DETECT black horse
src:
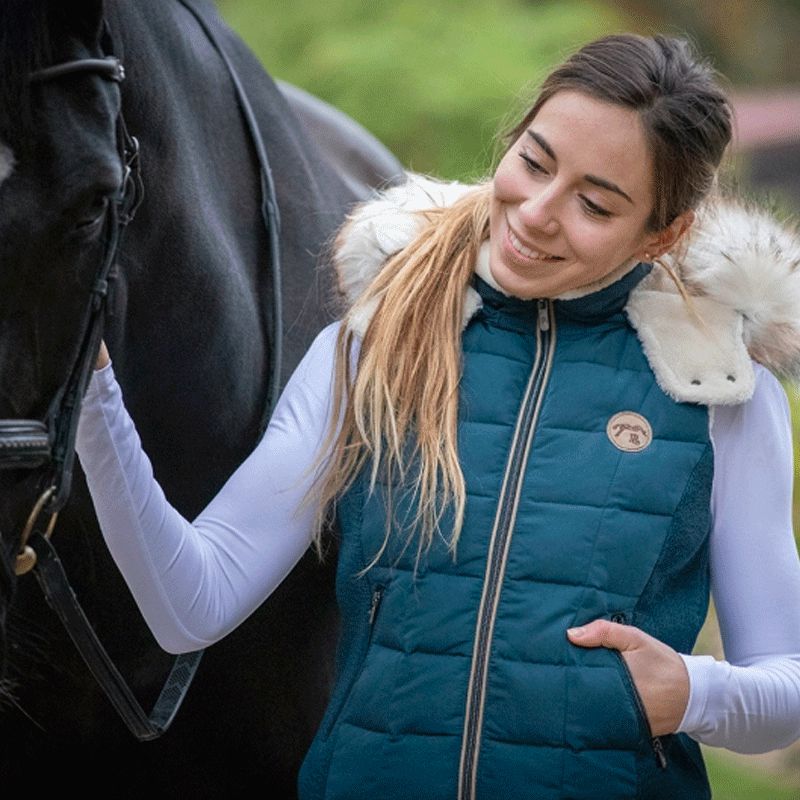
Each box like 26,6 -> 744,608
0,0 -> 402,794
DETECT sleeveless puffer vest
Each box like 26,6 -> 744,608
298,262 -> 715,800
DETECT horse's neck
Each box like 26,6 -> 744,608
111,1 -> 262,251
110,0 -> 357,302
99,0 -> 358,512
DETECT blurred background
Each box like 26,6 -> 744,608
216,1 -> 800,796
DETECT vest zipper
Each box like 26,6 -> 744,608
458,299 -> 557,800
321,583 -> 385,739
368,584 -> 384,626
610,611 -> 668,770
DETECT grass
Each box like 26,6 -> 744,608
217,0 -> 627,179
704,746 -> 800,799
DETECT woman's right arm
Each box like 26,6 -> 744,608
76,322 -> 343,654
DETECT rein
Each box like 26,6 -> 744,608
1,1 -> 284,741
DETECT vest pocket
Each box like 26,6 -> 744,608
609,611 -> 668,770
320,583 -> 386,741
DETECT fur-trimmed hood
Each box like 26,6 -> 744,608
334,172 -> 800,406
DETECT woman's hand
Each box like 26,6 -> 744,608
566,619 -> 690,736
96,339 -> 110,370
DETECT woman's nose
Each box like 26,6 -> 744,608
519,189 -> 560,236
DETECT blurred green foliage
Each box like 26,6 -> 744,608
615,0 -> 800,85
218,0 -> 626,179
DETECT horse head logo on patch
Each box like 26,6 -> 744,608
606,411 -> 653,452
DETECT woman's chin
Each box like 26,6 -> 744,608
490,262 -> 554,301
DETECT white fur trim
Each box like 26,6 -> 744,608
339,173 -> 482,336
667,200 -> 800,381
0,142 -> 15,186
626,271 -> 755,405
335,173 -> 474,308
348,295 -> 381,339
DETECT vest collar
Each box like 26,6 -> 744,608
556,261 -> 652,322
465,241 -> 654,332
471,254 -> 652,328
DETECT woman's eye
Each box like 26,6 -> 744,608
580,196 -> 612,218
517,151 -> 546,175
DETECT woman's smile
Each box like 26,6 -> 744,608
503,213 -> 565,264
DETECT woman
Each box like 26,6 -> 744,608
79,33 -> 800,799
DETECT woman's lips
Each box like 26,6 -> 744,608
504,219 -> 564,264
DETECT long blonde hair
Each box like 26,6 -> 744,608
308,184 -> 492,571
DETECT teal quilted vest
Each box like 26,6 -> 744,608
299,263 -> 714,800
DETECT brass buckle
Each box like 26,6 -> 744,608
14,485 -> 59,576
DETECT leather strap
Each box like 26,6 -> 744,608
176,0 -> 283,437
31,532 -> 202,741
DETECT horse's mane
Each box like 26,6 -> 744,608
0,0 -> 56,129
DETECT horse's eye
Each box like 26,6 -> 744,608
75,193 -> 110,231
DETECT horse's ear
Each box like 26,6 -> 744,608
52,0 -> 105,46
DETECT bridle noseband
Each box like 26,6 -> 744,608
4,50 -> 142,577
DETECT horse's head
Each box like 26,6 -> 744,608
0,0 -> 135,667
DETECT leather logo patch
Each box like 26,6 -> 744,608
606,412 -> 652,452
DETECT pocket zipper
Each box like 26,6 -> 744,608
321,584 -> 385,739
368,584 -> 384,627
610,611 -> 668,770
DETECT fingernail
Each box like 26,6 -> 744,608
567,627 -> 585,637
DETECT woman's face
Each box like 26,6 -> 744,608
489,90 -> 668,299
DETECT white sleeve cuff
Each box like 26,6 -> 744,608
676,651 -> 800,752
676,652 -> 718,735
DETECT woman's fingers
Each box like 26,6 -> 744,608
567,618 -> 690,735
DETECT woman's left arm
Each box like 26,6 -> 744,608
676,363 -> 800,752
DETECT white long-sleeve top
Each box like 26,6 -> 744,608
75,321 -> 800,754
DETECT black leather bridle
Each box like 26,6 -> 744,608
0,28 -> 199,741
7,51 -> 142,574
0,1 -> 284,740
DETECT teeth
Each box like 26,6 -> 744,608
508,228 -> 560,261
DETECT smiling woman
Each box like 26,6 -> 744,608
75,31 -> 800,800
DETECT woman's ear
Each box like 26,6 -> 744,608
641,209 -> 696,260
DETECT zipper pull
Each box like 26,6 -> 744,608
538,299 -> 550,331
368,585 -> 384,626
610,611 -> 668,770
652,736 -> 668,769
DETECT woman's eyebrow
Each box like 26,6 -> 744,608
527,129 -> 557,160
526,129 -> 635,205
